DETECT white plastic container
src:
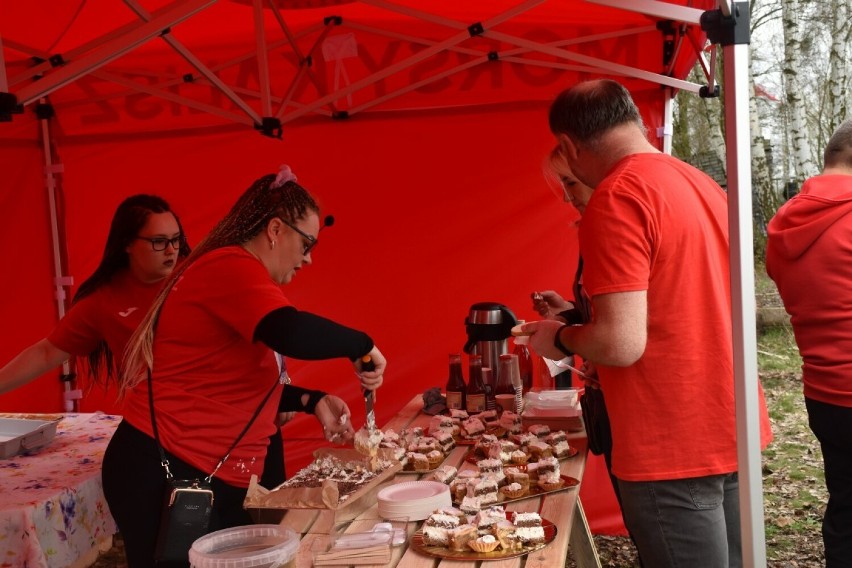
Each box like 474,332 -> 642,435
0,417 -> 59,459
189,525 -> 298,568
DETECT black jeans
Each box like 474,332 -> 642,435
102,420 -> 253,567
805,397 -> 852,568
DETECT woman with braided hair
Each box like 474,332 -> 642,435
101,167 -> 386,567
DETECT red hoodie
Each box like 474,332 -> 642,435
766,174 -> 852,407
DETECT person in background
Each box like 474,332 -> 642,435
766,118 -> 852,568
0,194 -> 190,397
103,166 -> 385,566
522,79 -> 772,567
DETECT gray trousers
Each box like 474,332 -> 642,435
617,472 -> 742,568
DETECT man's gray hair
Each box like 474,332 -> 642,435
548,79 -> 645,145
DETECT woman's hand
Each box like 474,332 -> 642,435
315,395 -> 354,443
532,290 -> 574,320
275,411 -> 297,426
355,346 -> 386,391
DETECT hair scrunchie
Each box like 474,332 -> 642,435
271,164 -> 298,188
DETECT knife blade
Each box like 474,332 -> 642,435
360,355 -> 377,432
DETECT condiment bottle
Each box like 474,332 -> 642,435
466,354 -> 486,413
445,353 -> 466,410
494,354 -> 515,396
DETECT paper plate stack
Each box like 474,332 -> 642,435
377,481 -> 451,521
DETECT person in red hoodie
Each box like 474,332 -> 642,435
766,118 -> 852,568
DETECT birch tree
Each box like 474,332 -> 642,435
781,0 -> 819,181
825,0 -> 850,131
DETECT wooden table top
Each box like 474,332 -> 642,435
268,395 -> 588,567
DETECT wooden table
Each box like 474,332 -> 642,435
267,396 -> 601,567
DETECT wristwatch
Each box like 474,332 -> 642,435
554,324 -> 574,357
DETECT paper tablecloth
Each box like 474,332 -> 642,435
0,413 -> 120,568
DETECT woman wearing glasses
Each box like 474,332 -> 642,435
102,167 -> 386,566
0,194 -> 190,397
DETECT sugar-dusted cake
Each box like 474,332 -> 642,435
422,511 -> 461,546
433,464 -> 458,484
429,414 -> 456,436
551,440 -> 573,458
537,470 -> 563,492
449,409 -> 469,421
536,456 -> 560,477
473,477 -> 499,505
433,429 -> 456,453
512,511 -> 546,544
544,430 -> 567,446
504,467 -> 529,486
461,416 -> 486,438
473,505 -> 506,534
499,410 -> 522,434
528,424 -> 551,438
406,451 -> 430,471
460,494 -> 482,515
527,438 -> 552,459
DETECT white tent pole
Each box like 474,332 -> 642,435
38,103 -> 79,412
660,88 -> 674,154
720,5 -> 767,567
585,0 -> 703,24
15,0 -> 218,106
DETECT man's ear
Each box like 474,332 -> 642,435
558,133 -> 580,161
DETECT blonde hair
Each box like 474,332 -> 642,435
120,174 -> 319,397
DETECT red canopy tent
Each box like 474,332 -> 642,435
0,0 -> 767,561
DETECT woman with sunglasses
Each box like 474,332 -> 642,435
104,167 -> 385,566
0,194 -> 191,397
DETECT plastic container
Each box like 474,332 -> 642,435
0,417 -> 59,459
522,389 -> 583,432
189,524 -> 298,568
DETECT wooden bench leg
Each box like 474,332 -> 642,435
570,497 -> 602,568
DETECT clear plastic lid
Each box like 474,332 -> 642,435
189,524 -> 298,568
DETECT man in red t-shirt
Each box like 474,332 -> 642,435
524,79 -> 772,568
766,118 -> 852,567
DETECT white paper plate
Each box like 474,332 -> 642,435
377,481 -> 448,502
377,481 -> 451,521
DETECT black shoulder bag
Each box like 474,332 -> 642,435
148,365 -> 278,565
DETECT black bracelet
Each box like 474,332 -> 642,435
554,324 -> 574,357
303,389 -> 328,414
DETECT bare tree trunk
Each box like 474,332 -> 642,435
750,66 -> 778,260
826,0 -> 850,131
781,0 -> 819,182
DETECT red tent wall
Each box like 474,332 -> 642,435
1,0 -> 710,536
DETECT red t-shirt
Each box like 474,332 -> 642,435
123,246 -> 290,487
580,153 -> 772,482
48,270 -> 162,359
766,174 -> 852,407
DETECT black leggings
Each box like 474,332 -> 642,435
102,420 -> 253,567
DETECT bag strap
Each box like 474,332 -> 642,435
148,366 -> 278,482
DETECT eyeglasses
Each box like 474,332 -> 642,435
280,219 -> 317,255
136,235 -> 186,251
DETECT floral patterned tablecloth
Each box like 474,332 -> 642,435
0,413 -> 120,568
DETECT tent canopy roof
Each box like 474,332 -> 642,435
2,0 -> 715,138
